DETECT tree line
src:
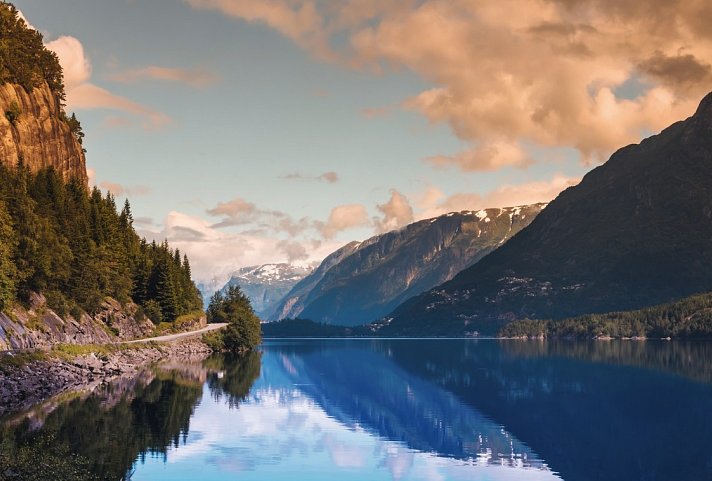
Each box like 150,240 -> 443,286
499,290 -> 712,339
0,164 -> 203,323
0,2 -> 65,98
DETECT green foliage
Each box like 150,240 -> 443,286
0,165 -> 203,326
0,200 -> 17,311
500,290 -> 712,339
0,3 -> 65,97
4,100 -> 20,125
0,433 -> 99,481
206,285 -> 261,352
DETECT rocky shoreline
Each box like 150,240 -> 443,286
0,339 -> 213,416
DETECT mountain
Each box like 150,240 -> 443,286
269,241 -> 363,321
383,92 -> 712,336
0,4 -> 86,183
219,263 -> 313,319
275,205 -> 545,326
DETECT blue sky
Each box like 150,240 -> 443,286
15,0 -> 708,280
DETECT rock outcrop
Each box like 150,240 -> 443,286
0,294 -> 155,351
0,81 -> 87,183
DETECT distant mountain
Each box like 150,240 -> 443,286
274,205 -> 545,326
269,241 -> 363,321
219,264 -> 313,319
383,92 -> 712,336
197,277 -> 224,310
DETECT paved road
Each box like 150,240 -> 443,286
124,323 -> 228,344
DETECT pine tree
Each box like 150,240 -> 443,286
0,200 -> 17,310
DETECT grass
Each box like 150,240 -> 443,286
0,350 -> 47,371
151,310 -> 205,337
49,342 -> 160,362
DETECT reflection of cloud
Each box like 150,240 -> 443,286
136,370 -> 561,481
322,433 -> 368,468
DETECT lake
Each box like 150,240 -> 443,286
2,339 -> 712,481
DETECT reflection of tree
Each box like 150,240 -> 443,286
501,339 -> 712,384
0,433 -> 99,481
206,352 -> 262,408
0,354 -> 263,481
0,370 -> 203,481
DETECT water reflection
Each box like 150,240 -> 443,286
2,340 -> 712,481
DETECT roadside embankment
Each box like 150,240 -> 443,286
0,339 -> 213,416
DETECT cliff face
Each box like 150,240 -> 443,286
0,82 -> 87,183
0,294 -> 155,350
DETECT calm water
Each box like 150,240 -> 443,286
3,339 -> 712,481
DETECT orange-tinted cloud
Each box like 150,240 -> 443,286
416,175 -> 581,220
314,204 -> 370,239
45,36 -> 171,130
99,181 -> 152,197
374,189 -> 413,232
110,66 -> 220,88
188,0 -> 712,169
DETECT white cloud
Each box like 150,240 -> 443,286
45,36 -> 170,130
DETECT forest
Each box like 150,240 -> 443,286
499,290 -> 712,339
0,2 -> 64,97
0,164 -> 203,324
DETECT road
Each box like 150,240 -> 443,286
124,323 -> 228,344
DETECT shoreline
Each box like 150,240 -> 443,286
0,339 -> 214,416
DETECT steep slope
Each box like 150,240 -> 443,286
284,205 -> 544,326
219,263 -> 313,319
269,241 -> 363,321
384,92 -> 712,336
0,82 -> 86,183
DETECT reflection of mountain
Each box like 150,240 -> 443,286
263,341 -> 547,468
386,340 -> 712,481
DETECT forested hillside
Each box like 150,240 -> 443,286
0,165 -> 202,323
500,291 -> 712,339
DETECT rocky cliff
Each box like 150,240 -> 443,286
0,81 -> 87,183
0,294 -> 155,350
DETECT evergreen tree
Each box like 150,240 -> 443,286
0,200 -> 17,310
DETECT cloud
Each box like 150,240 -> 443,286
109,66 -> 220,88
188,0 -> 712,169
184,0 -> 335,61
314,204 -> 370,239
374,189 -> 413,233
276,239 -> 309,262
281,171 -> 339,183
416,175 -> 581,220
426,141 -> 532,172
143,211 -> 342,281
99,181 -> 152,197
45,36 -> 171,130
206,197 -> 259,227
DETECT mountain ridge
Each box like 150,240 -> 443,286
275,205 -> 545,326
382,92 -> 712,336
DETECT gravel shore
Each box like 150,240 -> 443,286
0,339 -> 213,416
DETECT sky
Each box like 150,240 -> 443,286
14,0 -> 712,281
